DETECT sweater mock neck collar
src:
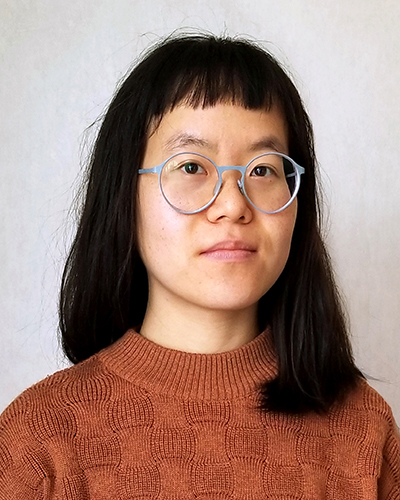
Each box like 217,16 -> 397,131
99,329 -> 277,401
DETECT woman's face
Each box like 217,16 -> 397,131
137,104 -> 297,315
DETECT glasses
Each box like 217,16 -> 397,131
138,152 -> 305,214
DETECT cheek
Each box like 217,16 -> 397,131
267,203 -> 297,265
136,182 -> 183,268
274,198 -> 297,234
137,182 -> 162,263
284,206 -> 297,249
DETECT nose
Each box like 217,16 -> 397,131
206,170 -> 253,223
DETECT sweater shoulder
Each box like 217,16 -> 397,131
0,348 -> 140,437
328,378 -> 399,448
0,351 -> 149,492
1,355 -> 103,421
0,355 -> 106,491
334,378 -> 399,431
347,378 -> 397,420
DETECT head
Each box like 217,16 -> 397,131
60,33 -> 319,362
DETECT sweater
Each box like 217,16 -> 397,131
0,329 -> 399,500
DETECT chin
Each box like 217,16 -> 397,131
198,292 -> 264,313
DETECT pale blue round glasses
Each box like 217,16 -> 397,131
138,152 -> 305,214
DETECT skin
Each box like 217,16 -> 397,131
137,104 -> 297,354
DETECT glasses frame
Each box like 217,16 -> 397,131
138,151 -> 305,214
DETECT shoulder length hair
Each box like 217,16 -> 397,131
59,33 -> 363,414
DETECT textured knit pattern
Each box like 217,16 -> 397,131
0,329 -> 399,499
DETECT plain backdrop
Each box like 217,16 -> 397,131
1,0 -> 399,422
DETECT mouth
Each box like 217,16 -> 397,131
201,240 -> 257,261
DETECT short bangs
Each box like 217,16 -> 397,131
136,36 -> 294,127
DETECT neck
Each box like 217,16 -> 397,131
139,294 -> 259,354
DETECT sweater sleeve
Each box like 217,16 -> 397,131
378,411 -> 400,499
0,398 -> 47,500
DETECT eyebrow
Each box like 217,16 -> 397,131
163,133 -> 287,154
248,137 -> 287,154
164,133 -> 213,152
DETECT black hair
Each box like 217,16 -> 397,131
59,33 -> 363,414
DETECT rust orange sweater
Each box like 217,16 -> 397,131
0,329 -> 399,499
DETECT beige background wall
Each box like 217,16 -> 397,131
1,0 -> 399,421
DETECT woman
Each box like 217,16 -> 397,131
0,34 -> 399,499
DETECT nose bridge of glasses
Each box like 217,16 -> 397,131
216,165 -> 247,175
214,165 -> 246,196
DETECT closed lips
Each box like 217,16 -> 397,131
201,241 -> 257,253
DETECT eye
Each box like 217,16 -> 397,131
181,162 -> 205,174
249,165 -> 274,177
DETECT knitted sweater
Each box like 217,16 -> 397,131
0,329 -> 399,499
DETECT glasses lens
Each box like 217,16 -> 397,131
160,153 -> 218,212
244,154 -> 298,212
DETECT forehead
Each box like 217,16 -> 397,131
146,104 -> 289,160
